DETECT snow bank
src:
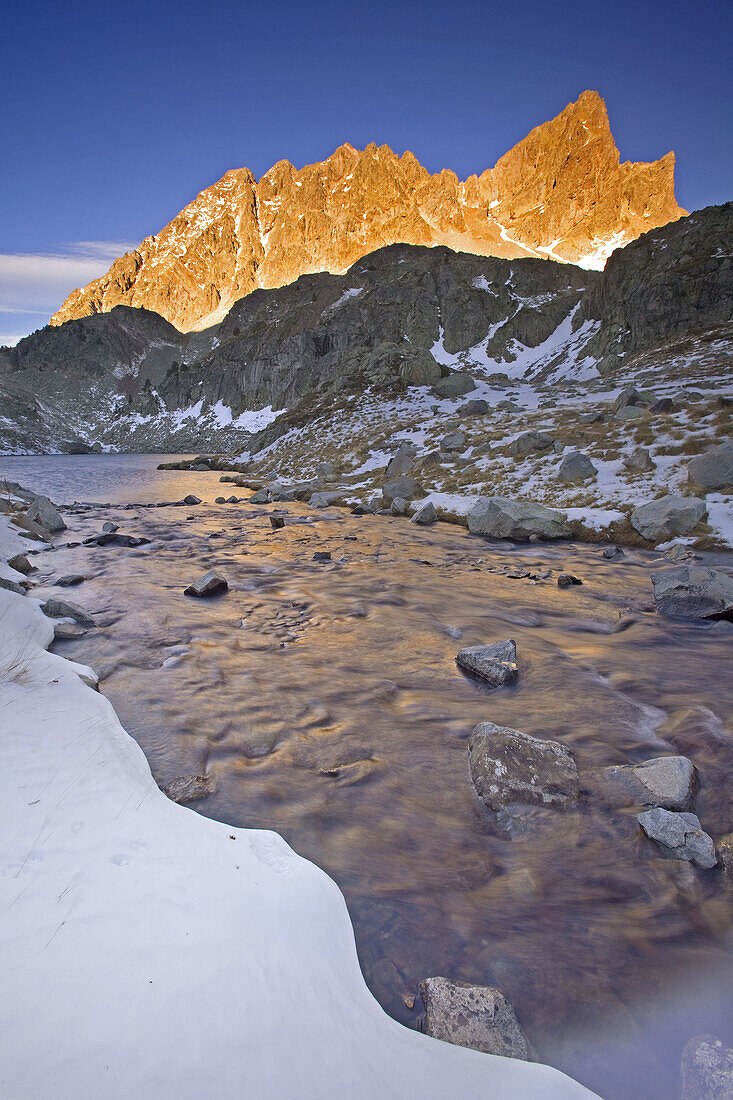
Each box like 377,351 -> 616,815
0,582 -> 596,1098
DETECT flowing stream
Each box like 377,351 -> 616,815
3,454 -> 733,1100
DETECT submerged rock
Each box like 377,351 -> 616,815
605,756 -> 697,810
27,495 -> 67,533
41,598 -> 95,627
162,775 -> 213,804
681,1034 -> 733,1100
419,977 -> 531,1060
456,639 -> 518,687
637,808 -> 717,868
651,566 -> 733,620
630,494 -> 706,541
468,497 -> 570,541
184,570 -> 228,598
469,722 -> 579,811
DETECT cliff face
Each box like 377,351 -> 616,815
51,91 -> 684,332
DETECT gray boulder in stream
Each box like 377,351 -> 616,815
41,598 -> 95,627
468,497 -> 570,541
651,566 -> 733,620
419,977 -> 531,1060
184,569 -> 228,598
456,640 -> 518,687
637,808 -> 717,868
469,722 -> 579,811
604,756 -> 697,811
27,495 -> 67,533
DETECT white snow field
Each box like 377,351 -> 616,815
0,580 -> 596,1098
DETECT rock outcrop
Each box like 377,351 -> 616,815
51,92 -> 684,332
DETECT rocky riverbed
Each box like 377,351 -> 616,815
2,468 -> 733,1100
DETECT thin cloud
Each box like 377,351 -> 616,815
0,241 -> 135,344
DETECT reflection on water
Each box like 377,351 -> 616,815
4,455 -> 733,1100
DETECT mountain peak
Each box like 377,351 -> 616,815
51,92 -> 685,332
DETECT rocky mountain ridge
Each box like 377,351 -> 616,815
50,91 -> 684,332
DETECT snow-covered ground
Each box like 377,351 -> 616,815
0,520 -> 595,1098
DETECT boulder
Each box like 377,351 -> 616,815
412,502 -> 437,525
27,495 -> 67,533
41,598 -> 95,627
687,440 -> 733,491
10,513 -> 52,542
557,573 -> 582,588
468,497 -> 571,541
385,450 -> 414,479
312,551 -> 332,562
614,405 -> 646,422
681,1034 -> 733,1100
651,566 -> 733,620
509,430 -> 554,458
162,775 -> 213,804
717,834 -> 733,881
650,397 -> 676,413
419,977 -> 531,1060
458,399 -> 490,416
382,476 -> 423,504
0,577 -> 26,595
182,494 -> 201,506
558,451 -> 597,483
184,570 -> 228,598
456,639 -> 518,687
623,447 -> 656,473
602,546 -> 625,559
56,574 -> 85,587
637,808 -> 717,868
215,496 -> 227,504
399,354 -> 442,387
391,497 -> 408,516
53,622 -> 87,640
309,490 -> 344,508
630,494 -> 706,541
249,489 -> 270,503
432,372 -> 475,398
440,430 -> 467,452
7,553 -> 32,575
604,756 -> 697,810
101,521 -> 119,533
613,386 -> 647,412
469,722 -> 579,811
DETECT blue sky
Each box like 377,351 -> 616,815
1,0 -> 730,344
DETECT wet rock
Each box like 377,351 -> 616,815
101,521 -> 119,533
391,496 -> 408,516
41,598 -> 95,627
182,494 -> 201,505
717,834 -> 733,881
382,476 -> 423,504
441,430 -> 467,452
630,494 -> 706,541
456,639 -> 518,687
637,808 -> 717,868
84,533 -> 151,548
651,566 -> 733,620
313,551 -> 332,562
269,516 -> 285,529
56,574 -> 85,587
309,490 -> 344,508
215,496 -> 227,503
509,430 -> 554,458
558,451 -> 597,483
605,756 -> 697,810
468,496 -> 570,541
681,1034 -> 733,1099
412,501 -> 437,525
319,759 -> 376,786
663,544 -> 699,563
432,372 -> 475,398
602,546 -> 625,559
469,722 -> 580,811
27,495 -> 67,533
623,446 -> 656,473
419,977 -> 531,1060
184,569 -> 228,598
688,439 -> 733,491
557,573 -> 582,587
162,774 -> 213,804
7,553 -> 32,575
53,621 -> 87,640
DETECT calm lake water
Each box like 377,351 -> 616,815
4,454 -> 733,1100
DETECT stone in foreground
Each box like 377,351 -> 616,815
41,598 -> 95,627
605,755 -> 697,810
681,1034 -> 733,1099
469,722 -> 580,811
630,493 -> 706,542
637,808 -> 717,868
651,566 -> 733,620
184,570 -> 228,598
162,775 -> 213,804
456,640 -> 518,687
468,497 -> 570,541
27,495 -> 67,533
419,977 -> 531,1060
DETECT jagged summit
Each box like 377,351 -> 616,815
51,91 -> 685,332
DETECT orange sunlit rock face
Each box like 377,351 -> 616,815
51,91 -> 684,333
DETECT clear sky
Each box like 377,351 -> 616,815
1,0 -> 730,344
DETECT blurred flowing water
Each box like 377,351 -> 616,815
3,454 -> 733,1100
